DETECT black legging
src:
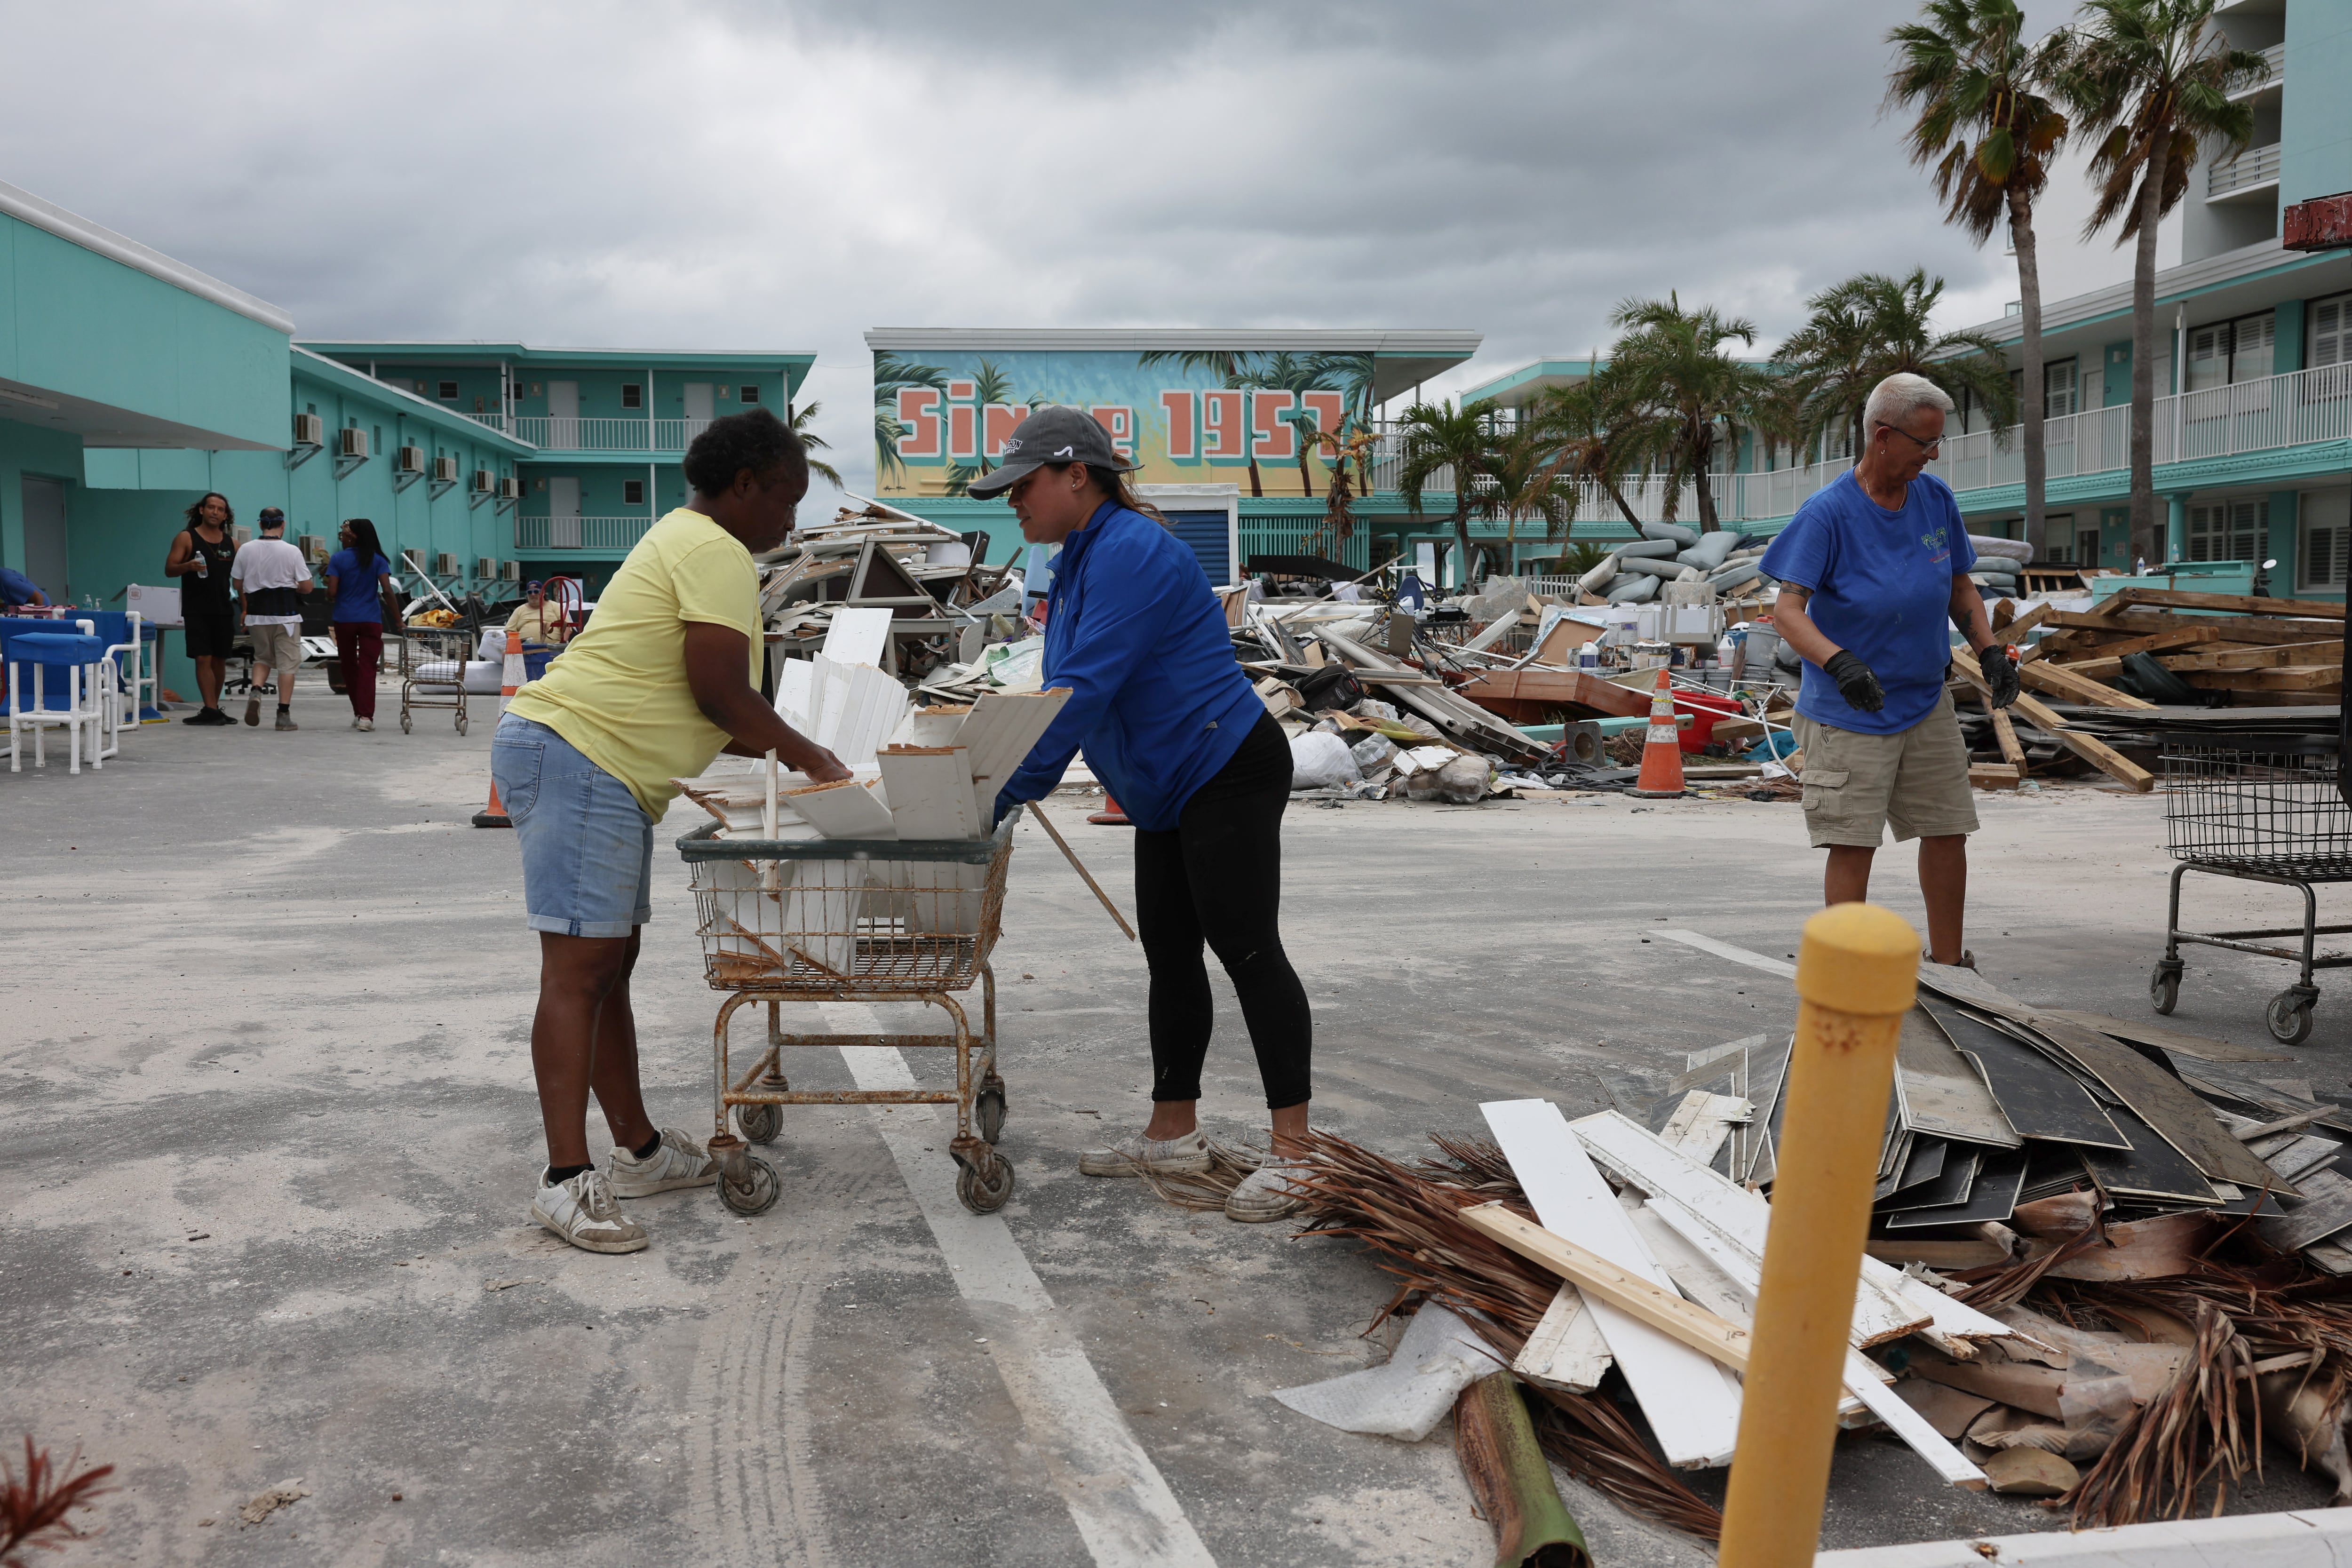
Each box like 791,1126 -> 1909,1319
1134,712 -> 1313,1109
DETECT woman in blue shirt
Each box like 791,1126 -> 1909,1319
324,517 -> 397,731
980,408 -> 1316,1223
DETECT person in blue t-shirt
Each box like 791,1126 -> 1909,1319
0,566 -> 48,608
324,517 -> 398,731
1759,373 -> 2020,967
976,407 -> 1317,1225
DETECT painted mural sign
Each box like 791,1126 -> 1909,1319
873,349 -> 1375,499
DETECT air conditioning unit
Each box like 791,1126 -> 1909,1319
397,445 -> 426,474
293,413 -> 325,446
471,470 -> 497,494
297,533 -> 329,563
498,477 -> 522,500
501,560 -> 522,583
475,557 -> 497,580
432,456 -> 460,484
337,427 -> 369,459
402,548 -> 428,573
435,552 -> 460,577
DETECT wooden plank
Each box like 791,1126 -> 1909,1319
1987,602 -> 2050,646
1916,995 -> 2130,1148
2034,1009 -> 2291,1065
2103,587 -> 2347,619
2041,608 -> 2344,644
1510,1285 -> 1613,1393
1479,1100 -> 1742,1467
2019,658 -> 2158,709
1949,648 -> 2154,790
2050,625 -> 2223,665
2183,664 -> 2343,692
2161,639 -> 2343,672
1461,1203 -> 1753,1369
1970,763 -> 2022,790
1449,666 -> 1649,720
2257,1168 -> 2352,1251
1987,705 -> 2028,769
1897,1007 -> 2024,1147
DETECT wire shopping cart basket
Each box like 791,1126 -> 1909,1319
676,810 -> 1018,1216
396,625 -> 477,735
2154,732 -> 2352,1044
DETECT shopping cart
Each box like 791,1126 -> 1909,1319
677,811 -> 1017,1216
396,625 -> 477,735
2153,733 -> 2352,1044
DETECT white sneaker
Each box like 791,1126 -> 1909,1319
1079,1128 -> 1213,1178
358,717 -> 373,732
607,1129 -> 720,1198
531,1170 -> 647,1254
1224,1162 -> 1311,1223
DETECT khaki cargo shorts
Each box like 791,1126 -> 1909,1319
246,621 -> 304,681
1792,689 -> 1979,848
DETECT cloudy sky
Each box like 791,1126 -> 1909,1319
2,0 -> 2122,498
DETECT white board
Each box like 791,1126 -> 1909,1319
821,606 -> 893,669
1481,1098 -> 1743,1468
124,581 -> 182,629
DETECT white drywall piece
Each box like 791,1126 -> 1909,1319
822,659 -> 912,771
876,745 -> 986,935
822,606 -> 893,669
957,688 -> 1071,823
1480,1098 -> 1744,1468
785,778 -> 896,840
775,658 -> 815,732
1511,1286 -> 1612,1393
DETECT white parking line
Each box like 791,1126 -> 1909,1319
1655,929 -> 1798,979
828,1003 -> 1217,1568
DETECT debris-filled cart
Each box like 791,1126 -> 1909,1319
396,624 -> 480,735
677,810 -> 1019,1216
2153,728 -> 2352,1044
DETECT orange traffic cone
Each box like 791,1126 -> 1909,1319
473,647 -> 526,828
1628,669 -> 1687,799
1088,793 -> 1132,826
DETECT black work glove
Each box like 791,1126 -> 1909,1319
1979,645 -> 2021,709
1823,649 -> 1884,713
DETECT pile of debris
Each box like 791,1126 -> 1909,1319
758,500 -> 1018,687
1569,521 -> 1781,606
1273,966 -> 2352,1539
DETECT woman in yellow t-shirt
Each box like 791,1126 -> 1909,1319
491,408 -> 849,1256
504,580 -> 572,646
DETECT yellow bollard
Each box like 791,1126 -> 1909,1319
1717,902 -> 1919,1568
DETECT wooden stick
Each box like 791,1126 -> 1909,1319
1719,905 -> 1919,1568
1460,1204 -> 1754,1370
1026,803 -> 1137,942
1951,649 -> 2153,792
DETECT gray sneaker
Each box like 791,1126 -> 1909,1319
1079,1128 -> 1213,1178
606,1129 -> 720,1198
531,1170 -> 647,1254
1224,1162 -> 1311,1222
275,710 -> 298,731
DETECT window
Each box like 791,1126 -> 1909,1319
2186,312 -> 2276,391
624,479 -> 645,506
740,384 -> 761,405
620,384 -> 643,409
2044,359 -> 2078,419
438,381 -> 459,400
2301,486 -> 2351,592
2316,294 -> 2352,369
2187,498 -> 2267,563
2039,513 -> 2077,562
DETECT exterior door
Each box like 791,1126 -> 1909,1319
549,477 -> 581,549
21,476 -> 68,601
683,381 -> 715,442
548,380 -> 580,448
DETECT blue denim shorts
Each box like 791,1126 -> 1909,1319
492,714 -> 654,938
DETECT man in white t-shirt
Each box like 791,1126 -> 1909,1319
231,508 -> 315,730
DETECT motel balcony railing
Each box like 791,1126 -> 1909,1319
456,414 -> 717,452
514,515 -> 659,551
1367,362 -> 2352,528
2209,142 -> 2281,199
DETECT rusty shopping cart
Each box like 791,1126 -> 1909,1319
677,811 -> 1017,1216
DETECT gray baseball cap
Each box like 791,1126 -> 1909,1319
966,405 -> 1137,498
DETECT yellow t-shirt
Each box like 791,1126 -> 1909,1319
503,603 -> 571,645
508,508 -> 760,818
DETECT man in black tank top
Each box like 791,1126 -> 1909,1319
166,492 -> 240,724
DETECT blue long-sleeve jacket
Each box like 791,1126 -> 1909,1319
998,502 -> 1262,832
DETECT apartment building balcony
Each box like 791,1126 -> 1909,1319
513,514 -> 657,552
2227,42 -> 2285,102
2209,142 -> 2281,203
456,411 -> 715,454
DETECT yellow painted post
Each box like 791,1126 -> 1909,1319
1717,903 -> 1919,1568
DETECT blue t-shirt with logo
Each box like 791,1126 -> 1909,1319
326,549 -> 392,622
1759,469 -> 1975,735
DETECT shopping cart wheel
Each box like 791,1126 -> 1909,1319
456,712 -> 469,736
399,711 -> 413,734
976,1082 -> 1008,1145
737,1102 -> 782,1145
2149,963 -> 2181,1015
955,1154 -> 1015,1214
719,1154 -> 781,1216
2266,990 -> 2317,1046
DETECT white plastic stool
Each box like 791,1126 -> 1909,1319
7,631 -> 107,774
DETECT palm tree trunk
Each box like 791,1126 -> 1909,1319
1453,503 -> 1474,589
2128,133 -> 2169,557
1606,483 -> 1643,527
2011,185 -> 2047,555
1297,446 -> 1315,498
1247,455 -> 1263,499
1694,430 -> 1719,533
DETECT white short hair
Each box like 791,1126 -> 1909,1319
1863,373 -> 1955,439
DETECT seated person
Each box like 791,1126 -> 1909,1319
504,581 -> 572,646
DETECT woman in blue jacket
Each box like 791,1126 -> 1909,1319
977,407 -> 1314,1223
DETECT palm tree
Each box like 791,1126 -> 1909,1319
872,353 -> 946,485
1475,422 -> 1580,557
2060,0 -> 2266,550
1605,295 -> 1776,532
1887,0 -> 2072,546
1136,348 -> 1267,496
1393,398 -> 1501,575
1775,270 -> 2018,462
1302,421 -> 1383,550
789,400 -> 843,489
1307,352 -> 1382,497
1523,363 -> 1654,528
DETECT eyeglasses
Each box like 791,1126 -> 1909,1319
1880,424 -> 1942,455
